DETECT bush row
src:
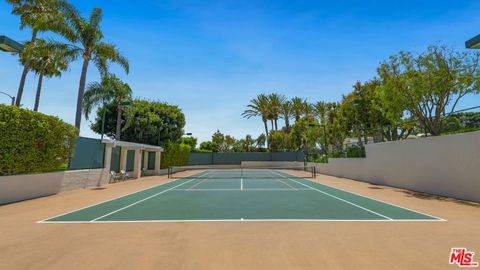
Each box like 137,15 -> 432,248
0,105 -> 78,175
160,143 -> 191,169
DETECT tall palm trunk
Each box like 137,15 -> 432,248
263,120 -> 269,148
33,73 -> 43,112
274,118 -> 278,131
357,128 -> 363,148
15,30 -> 37,107
116,106 -> 122,140
295,114 -> 300,122
75,58 -> 90,131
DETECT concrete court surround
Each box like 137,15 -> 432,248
1,172 -> 479,269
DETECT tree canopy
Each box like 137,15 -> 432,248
199,131 -> 268,153
241,45 -> 480,159
90,99 -> 185,146
377,45 -> 480,136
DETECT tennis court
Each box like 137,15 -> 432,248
40,166 -> 444,223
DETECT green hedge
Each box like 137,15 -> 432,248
192,149 -> 213,153
0,105 -> 78,175
160,143 -> 191,169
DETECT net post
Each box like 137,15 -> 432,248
167,167 -> 171,179
313,166 -> 316,178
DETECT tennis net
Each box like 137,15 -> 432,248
167,165 -> 316,179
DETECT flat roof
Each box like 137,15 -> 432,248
465,34 -> 480,49
101,139 -> 163,152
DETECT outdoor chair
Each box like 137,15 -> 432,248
120,170 -> 128,181
109,171 -> 120,183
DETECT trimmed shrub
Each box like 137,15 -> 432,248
160,143 -> 191,169
0,105 -> 78,175
193,149 -> 213,153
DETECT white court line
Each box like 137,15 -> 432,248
274,171 -> 445,221
90,176 -> 205,222
37,171 -> 210,223
186,176 -> 211,190
171,188 -> 312,191
302,173 -> 446,221
39,218 -> 445,224
267,171 -> 297,190
39,170 -> 445,224
189,170 -> 219,190
271,171 -> 393,220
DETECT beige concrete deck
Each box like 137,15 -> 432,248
0,173 -> 479,269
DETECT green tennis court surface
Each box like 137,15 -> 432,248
40,170 -> 444,223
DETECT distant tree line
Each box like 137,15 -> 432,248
197,131 -> 267,153
241,45 -> 480,156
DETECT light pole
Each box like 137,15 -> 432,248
308,123 -> 327,162
349,99 -> 368,145
101,101 -> 133,139
0,91 -> 15,106
378,111 -> 384,142
157,123 -> 178,146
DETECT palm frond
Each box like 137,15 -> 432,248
92,55 -> 109,77
83,81 -> 104,119
93,42 -> 129,74
89,7 -> 102,29
82,74 -> 133,120
61,1 -> 85,36
115,54 -> 130,74
20,38 -> 78,78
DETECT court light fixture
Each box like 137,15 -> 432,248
0,91 -> 15,105
466,34 -> 480,49
101,101 -> 134,139
0,36 -> 23,53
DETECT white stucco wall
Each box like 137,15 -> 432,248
0,171 -> 64,205
241,161 -> 305,168
61,169 -> 109,192
312,131 -> 480,202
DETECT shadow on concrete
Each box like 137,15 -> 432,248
394,189 -> 480,208
90,187 -> 107,191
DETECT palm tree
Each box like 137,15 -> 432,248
242,94 -> 271,148
244,135 -> 255,152
303,101 -> 314,118
267,93 -> 286,131
280,100 -> 292,129
255,134 -> 266,151
83,74 -> 132,140
313,101 -> 328,152
291,97 -> 306,122
313,101 -> 327,125
63,6 -> 129,131
7,0 -> 72,107
20,39 -> 79,111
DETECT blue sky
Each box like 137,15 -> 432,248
1,0 -> 480,143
